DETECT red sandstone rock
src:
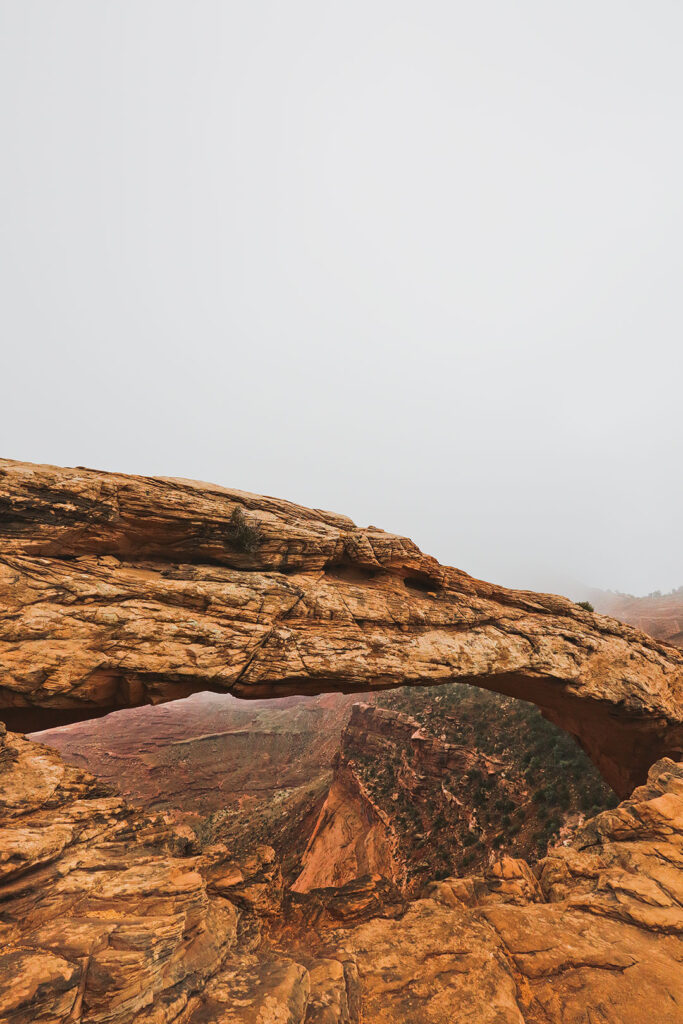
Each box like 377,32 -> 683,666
0,460 -> 682,1023
291,762 -> 404,894
293,702 -> 507,893
1,459 -> 682,795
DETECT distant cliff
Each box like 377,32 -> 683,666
293,693 -> 618,893
590,587 -> 683,647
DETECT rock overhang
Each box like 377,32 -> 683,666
1,457 -> 682,797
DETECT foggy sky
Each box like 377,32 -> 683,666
1,2 -> 682,597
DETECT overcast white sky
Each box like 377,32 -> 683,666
1,2 -> 681,597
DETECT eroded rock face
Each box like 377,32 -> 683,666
1,459 -> 682,1023
1,459 -> 682,795
294,760 -> 683,1024
2,709 -> 682,1022
292,702 -> 509,894
291,760 -> 404,894
0,722 -> 239,1023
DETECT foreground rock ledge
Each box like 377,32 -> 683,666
0,723 -> 681,1023
1,458 -> 682,795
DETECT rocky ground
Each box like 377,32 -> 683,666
1,459 -> 682,1022
2,719 -> 682,1023
293,691 -> 619,895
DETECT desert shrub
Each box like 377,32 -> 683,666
477,785 -> 491,805
533,831 -> 548,853
494,796 -> 515,814
579,783 -> 607,812
556,786 -> 571,809
226,506 -> 262,552
194,808 -> 231,848
576,600 -> 594,612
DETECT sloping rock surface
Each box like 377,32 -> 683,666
1,459 -> 682,795
291,758 -> 404,894
1,716 -> 681,1023
0,460 -> 682,1023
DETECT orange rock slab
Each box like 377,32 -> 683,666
0,460 -> 682,1023
1,458 -> 682,795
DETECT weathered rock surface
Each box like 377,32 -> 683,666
1,459 -> 682,1022
0,721 -> 234,1023
292,760 -> 404,894
298,760 -> 683,1023
292,702 -> 504,894
1,459 -> 682,795
3,722 -> 682,1022
0,720 -> 329,1024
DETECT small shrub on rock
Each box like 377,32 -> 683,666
226,506 -> 262,553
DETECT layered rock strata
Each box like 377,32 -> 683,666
0,460 -> 682,1022
1,459 -> 682,795
292,702 -> 503,893
591,588 -> 683,648
2,718 -> 681,1023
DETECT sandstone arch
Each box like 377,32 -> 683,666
1,459 -> 683,1024
1,458 -> 682,797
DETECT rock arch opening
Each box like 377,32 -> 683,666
1,461 -> 682,1024
1,458 -> 682,800
33,683 -> 619,898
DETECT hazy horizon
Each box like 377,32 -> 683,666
2,2 -> 682,597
